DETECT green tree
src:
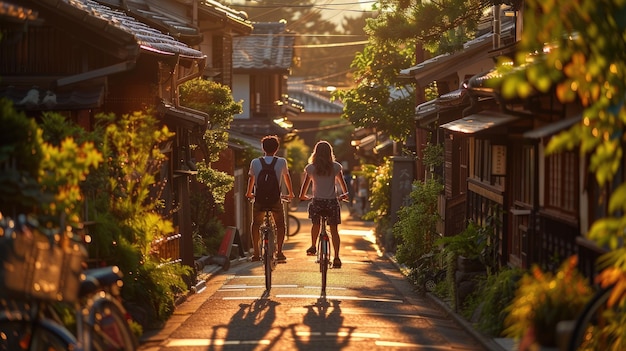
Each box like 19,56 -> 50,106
179,78 -> 242,211
367,0 -> 486,50
334,0 -> 490,144
179,79 -> 242,255
333,41 -> 416,141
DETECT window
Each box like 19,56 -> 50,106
521,145 -> 535,204
470,138 -> 505,189
546,151 -> 578,213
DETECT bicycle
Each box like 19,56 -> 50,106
302,194 -> 348,297
317,213 -> 332,297
287,213 -> 300,237
0,214 -> 137,351
251,197 -> 290,292
259,207 -> 278,292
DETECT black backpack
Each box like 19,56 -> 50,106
255,157 -> 281,209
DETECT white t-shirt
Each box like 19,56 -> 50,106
304,162 -> 343,199
249,156 -> 288,188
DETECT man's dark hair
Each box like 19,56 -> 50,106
261,135 -> 280,154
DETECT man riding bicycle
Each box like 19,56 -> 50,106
246,135 -> 295,262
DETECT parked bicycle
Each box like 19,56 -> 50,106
287,213 -> 300,237
566,282 -> 622,351
0,214 -> 137,351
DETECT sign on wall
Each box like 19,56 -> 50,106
492,145 -> 506,176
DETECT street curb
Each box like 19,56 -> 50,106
384,253 -> 508,351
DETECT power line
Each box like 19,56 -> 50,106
248,33 -> 368,37
234,1 -> 377,9
290,68 -> 355,84
294,122 -> 352,133
293,40 -> 368,48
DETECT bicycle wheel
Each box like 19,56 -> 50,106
0,319 -> 76,351
86,297 -> 137,351
567,284 -> 620,351
288,214 -> 300,236
263,227 -> 273,292
320,236 -> 329,296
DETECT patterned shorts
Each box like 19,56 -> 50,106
308,198 -> 341,225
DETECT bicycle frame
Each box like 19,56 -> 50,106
0,299 -> 81,350
317,215 -> 331,297
260,210 -> 277,292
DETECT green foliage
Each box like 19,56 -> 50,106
0,99 -> 45,214
87,111 -> 191,326
231,138 -> 262,169
0,101 -> 102,224
180,78 -> 241,163
496,1 -> 626,347
394,178 -> 443,268
367,0 -> 487,48
39,137 -> 102,224
422,142 -> 443,172
195,166 -> 234,211
39,112 -> 86,145
475,267 -> 525,337
333,42 -> 416,141
436,221 -> 486,260
190,192 -> 226,256
180,79 -> 238,211
123,258 -> 192,327
338,0 -> 492,142
284,136 -> 310,173
504,256 -> 593,346
362,161 -> 390,222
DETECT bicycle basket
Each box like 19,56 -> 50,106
0,230 -> 86,303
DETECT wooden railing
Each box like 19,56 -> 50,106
151,233 -> 182,264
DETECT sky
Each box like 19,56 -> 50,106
226,0 -> 377,27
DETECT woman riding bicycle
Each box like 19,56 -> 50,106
298,140 -> 349,268
246,135 -> 295,262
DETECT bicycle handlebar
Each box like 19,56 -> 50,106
299,193 -> 350,202
247,195 -> 293,203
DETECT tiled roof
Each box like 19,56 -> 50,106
1,84 -> 104,111
287,90 -> 343,114
96,0 -> 252,43
48,0 -> 204,59
199,0 -> 252,33
0,1 -> 38,22
233,22 -> 294,71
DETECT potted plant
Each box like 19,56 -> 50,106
436,221 -> 488,272
504,255 -> 593,349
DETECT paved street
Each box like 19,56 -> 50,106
138,204 -> 492,350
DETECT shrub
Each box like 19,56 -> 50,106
394,178 -> 442,270
475,267 -> 525,336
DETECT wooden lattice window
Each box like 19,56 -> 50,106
546,151 -> 578,213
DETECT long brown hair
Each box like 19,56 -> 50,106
309,141 -> 335,176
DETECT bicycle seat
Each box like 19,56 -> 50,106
79,266 -> 123,297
